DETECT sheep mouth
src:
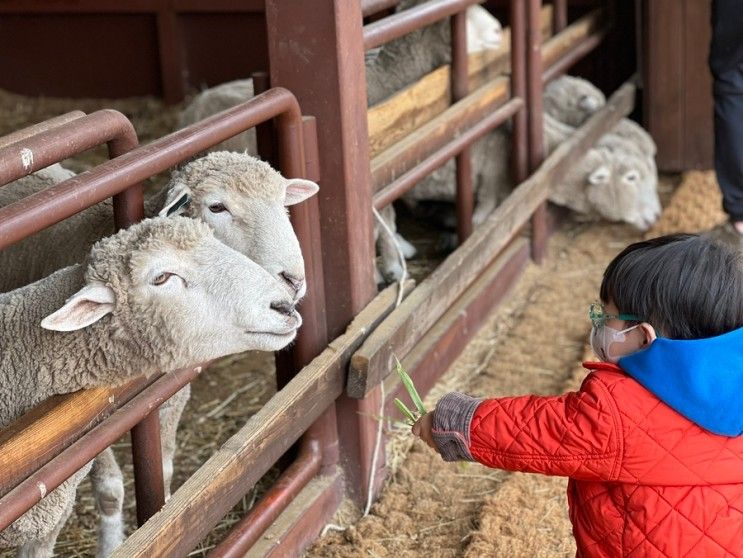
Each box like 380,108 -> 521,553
245,328 -> 298,338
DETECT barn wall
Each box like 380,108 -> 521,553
0,0 -> 268,103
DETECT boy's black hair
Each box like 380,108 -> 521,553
600,233 -> 743,339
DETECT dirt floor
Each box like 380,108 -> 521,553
1,86 -> 725,557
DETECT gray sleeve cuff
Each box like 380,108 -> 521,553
431,392 -> 481,462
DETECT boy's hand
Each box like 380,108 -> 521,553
412,412 -> 436,450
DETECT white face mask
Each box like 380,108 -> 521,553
590,323 -> 641,363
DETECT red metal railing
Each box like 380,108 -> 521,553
362,0 -> 531,246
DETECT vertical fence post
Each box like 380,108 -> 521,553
553,0 -> 567,33
511,0 -> 529,186
451,10 -> 474,242
527,0 -> 547,263
107,131 -> 165,526
265,0 -> 381,506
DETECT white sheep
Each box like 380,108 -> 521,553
550,131 -> 661,231
544,75 -> 658,157
544,74 -> 606,127
365,2 -> 502,106
178,80 -> 257,156
0,152 -> 319,555
178,2 -> 503,283
0,216 -> 300,557
0,152 -> 318,299
403,74 -> 661,235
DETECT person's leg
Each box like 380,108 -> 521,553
710,0 -> 743,231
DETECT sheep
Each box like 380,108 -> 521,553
0,216 -> 300,557
544,74 -> 658,157
402,71 -> 662,237
550,132 -> 661,231
543,74 -> 606,127
0,152 -> 319,299
365,2 -> 502,106
180,5 -> 501,135
0,152 -> 319,555
402,112 -> 661,236
544,75 -> 661,230
178,2 -> 503,283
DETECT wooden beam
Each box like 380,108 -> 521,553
245,472 -> 344,558
371,76 -> 510,191
111,281 -> 413,557
367,4 -> 555,157
347,81 -> 636,398
368,8 -> 606,189
0,379 -> 148,497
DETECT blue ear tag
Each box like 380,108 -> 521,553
166,194 -> 190,216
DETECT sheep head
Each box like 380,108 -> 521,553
550,136 -> 661,231
466,5 -> 502,53
544,75 -> 606,127
160,152 -> 318,301
41,217 -> 301,360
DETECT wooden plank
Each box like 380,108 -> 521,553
348,81 -> 636,398
371,76 -> 510,191
369,8 -> 606,190
0,380 -> 147,497
111,281 -> 413,557
245,472 -> 343,558
383,237 -> 529,407
0,0 -> 264,13
682,0 -> 713,169
540,8 -> 604,70
643,0 -> 684,171
367,4 -> 554,157
156,10 -> 187,104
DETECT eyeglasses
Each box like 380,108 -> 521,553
588,302 -> 644,328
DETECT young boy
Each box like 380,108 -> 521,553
413,234 -> 743,557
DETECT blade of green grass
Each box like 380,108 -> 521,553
394,398 -> 417,425
394,355 -> 427,415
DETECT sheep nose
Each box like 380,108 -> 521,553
270,299 -> 295,317
280,271 -> 304,293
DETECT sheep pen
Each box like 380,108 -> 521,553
0,86 -> 448,556
0,81 -> 686,557
0,61 -> 683,558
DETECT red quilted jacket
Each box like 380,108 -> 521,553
437,362 -> 743,557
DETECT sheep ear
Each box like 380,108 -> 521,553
284,179 -> 319,206
588,165 -> 611,186
159,183 -> 192,217
41,283 -> 116,332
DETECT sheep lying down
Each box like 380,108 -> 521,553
0,217 -> 301,557
401,75 -> 661,245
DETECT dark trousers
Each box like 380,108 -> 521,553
711,0 -> 743,221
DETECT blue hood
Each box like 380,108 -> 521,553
619,326 -> 743,437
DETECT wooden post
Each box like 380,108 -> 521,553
527,0 -> 547,263
265,0 -> 382,506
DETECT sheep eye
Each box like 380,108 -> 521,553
152,272 -> 174,286
208,203 -> 228,214
625,172 -> 639,183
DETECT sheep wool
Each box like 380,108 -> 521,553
0,216 -> 298,554
169,150 -> 287,203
